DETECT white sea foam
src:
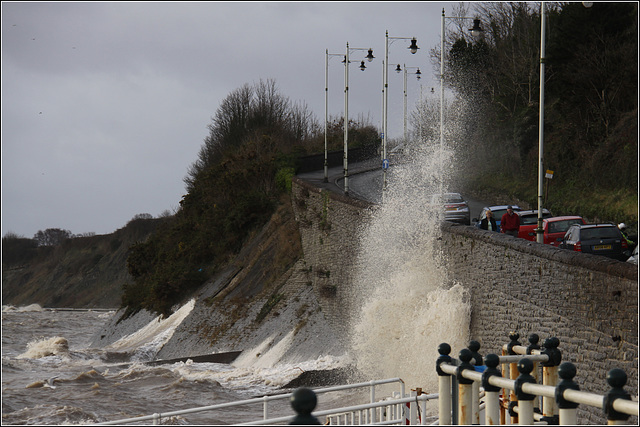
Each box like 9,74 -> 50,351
3,303 -> 44,312
350,140 -> 471,393
106,299 -> 195,360
18,336 -> 70,359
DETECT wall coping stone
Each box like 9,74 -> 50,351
292,176 -> 374,210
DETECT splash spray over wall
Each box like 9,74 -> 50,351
349,110 -> 472,394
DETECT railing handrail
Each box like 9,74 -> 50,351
93,377 -> 406,425
240,392 -> 439,425
439,359 -> 639,417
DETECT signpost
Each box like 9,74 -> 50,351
545,170 -> 553,204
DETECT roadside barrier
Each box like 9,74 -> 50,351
437,333 -> 638,425
94,377 -> 408,425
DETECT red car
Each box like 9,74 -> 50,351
542,216 -> 587,246
517,209 -> 553,241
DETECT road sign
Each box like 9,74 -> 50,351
382,159 -> 389,170
545,170 -> 554,179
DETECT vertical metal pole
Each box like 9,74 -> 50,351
472,380 -> 480,424
382,31 -> 389,194
501,347 -> 508,424
536,2 -> 546,243
543,365 -> 558,416
438,375 -> 452,425
263,395 -> 269,420
410,390 -> 418,424
344,43 -> 349,194
452,370 -> 459,425
381,59 -> 385,161
403,64 -> 408,145
559,407 -> 577,425
518,400 -> 535,425
459,383 -> 473,425
324,49 -> 329,183
440,8 -> 445,150
370,380 -> 376,424
510,362 -> 519,424
485,391 -> 500,425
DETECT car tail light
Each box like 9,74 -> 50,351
622,239 -> 628,250
574,242 -> 582,252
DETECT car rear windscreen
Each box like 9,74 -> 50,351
581,228 -> 619,240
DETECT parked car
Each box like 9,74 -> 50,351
474,205 -> 522,232
559,223 -> 630,261
542,216 -> 587,246
431,193 -> 471,225
517,209 -> 553,240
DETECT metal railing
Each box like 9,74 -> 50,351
436,334 -> 639,425
94,377 -> 406,425
241,391 -> 439,425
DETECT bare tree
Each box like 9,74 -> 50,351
33,228 -> 72,246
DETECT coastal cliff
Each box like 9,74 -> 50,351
89,197 -> 352,369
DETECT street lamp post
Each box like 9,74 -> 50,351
383,31 -> 418,194
325,49 -> 344,183
344,43 -> 375,194
536,3 -> 547,243
402,64 -> 421,145
440,9 -> 483,150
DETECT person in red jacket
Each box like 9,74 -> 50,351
500,206 -> 520,237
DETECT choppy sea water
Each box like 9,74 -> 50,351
1,305 -> 351,425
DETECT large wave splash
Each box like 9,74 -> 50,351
350,142 -> 471,393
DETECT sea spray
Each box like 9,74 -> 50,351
18,336 -> 70,359
350,142 -> 471,393
105,299 -> 195,361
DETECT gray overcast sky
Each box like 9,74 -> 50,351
2,1 -> 463,238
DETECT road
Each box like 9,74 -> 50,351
296,160 -> 489,223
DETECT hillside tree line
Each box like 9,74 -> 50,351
418,2 -> 637,221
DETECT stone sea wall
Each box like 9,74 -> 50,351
291,177 -> 638,424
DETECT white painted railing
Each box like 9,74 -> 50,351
241,392 -> 439,425
436,335 -> 639,425
94,377 -> 407,425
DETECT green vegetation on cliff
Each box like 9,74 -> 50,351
121,79 -> 378,317
419,2 -> 637,225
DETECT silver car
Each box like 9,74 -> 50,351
431,193 -> 471,225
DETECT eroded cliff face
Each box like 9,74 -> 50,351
89,198 -> 350,367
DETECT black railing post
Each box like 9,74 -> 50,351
604,368 -> 632,424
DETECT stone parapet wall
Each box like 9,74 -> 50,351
292,177 -> 638,424
291,177 -> 374,340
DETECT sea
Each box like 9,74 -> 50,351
1,304 -> 356,425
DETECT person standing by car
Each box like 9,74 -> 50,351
480,209 -> 498,231
500,206 -> 520,237
618,223 -> 636,249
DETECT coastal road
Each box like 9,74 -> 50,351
297,160 -> 489,223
